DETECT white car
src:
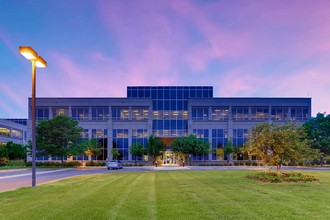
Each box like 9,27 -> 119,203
107,160 -> 123,170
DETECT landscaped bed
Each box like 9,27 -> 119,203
246,170 -> 319,183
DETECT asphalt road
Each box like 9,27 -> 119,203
1,166 -> 330,193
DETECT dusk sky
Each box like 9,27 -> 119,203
1,0 -> 329,118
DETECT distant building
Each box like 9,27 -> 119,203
0,118 -> 27,146
27,86 -> 311,163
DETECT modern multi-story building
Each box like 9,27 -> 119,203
28,86 -> 311,163
0,118 -> 27,146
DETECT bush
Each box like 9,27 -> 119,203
6,160 -> 26,167
245,161 -> 251,166
288,161 -> 298,166
252,161 -> 258,166
246,171 -> 319,183
239,162 -> 245,166
0,158 -> 8,166
85,161 -> 105,166
233,161 -> 240,166
24,161 -> 81,167
63,161 -> 82,167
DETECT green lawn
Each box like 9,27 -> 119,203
1,170 -> 330,220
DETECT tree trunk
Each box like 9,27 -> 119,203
61,156 -> 64,167
135,157 -> 137,166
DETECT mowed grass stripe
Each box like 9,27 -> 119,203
1,170 -> 330,220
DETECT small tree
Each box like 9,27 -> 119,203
146,135 -> 165,165
195,140 -> 210,164
130,142 -> 144,166
111,148 -> 120,160
36,115 -> 83,166
245,122 -> 321,171
76,139 -> 102,162
224,140 -> 234,165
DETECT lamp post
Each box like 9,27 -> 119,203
19,46 -> 47,188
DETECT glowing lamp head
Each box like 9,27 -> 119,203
36,56 -> 47,68
19,46 -> 38,60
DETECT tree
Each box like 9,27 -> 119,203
303,113 -> 330,156
0,146 -> 8,166
76,139 -> 102,162
172,135 -> 209,165
224,140 -> 234,165
6,142 -> 27,160
245,122 -> 320,171
195,140 -> 210,164
146,135 -> 165,165
130,142 -> 145,166
111,148 -> 120,160
36,115 -> 83,166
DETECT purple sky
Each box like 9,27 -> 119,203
1,0 -> 330,118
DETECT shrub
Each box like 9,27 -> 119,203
252,161 -> 258,166
246,171 -> 319,183
239,161 -> 245,166
85,161 -> 98,166
288,161 -> 298,166
234,161 -> 240,166
0,158 -> 8,166
63,161 -> 82,167
245,161 -> 251,166
6,160 -> 26,167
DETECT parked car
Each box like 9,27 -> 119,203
107,160 -> 123,170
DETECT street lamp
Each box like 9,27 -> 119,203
19,46 -> 47,188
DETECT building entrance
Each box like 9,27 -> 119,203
163,150 -> 176,165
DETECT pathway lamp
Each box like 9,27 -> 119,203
19,46 -> 47,188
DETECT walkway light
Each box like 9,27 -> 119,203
19,46 -> 47,188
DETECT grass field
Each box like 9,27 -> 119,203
1,170 -> 330,220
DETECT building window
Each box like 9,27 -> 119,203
132,107 -> 149,120
72,107 -> 89,121
132,129 -> 148,161
52,107 -> 69,117
291,107 -> 309,121
0,127 -> 10,137
192,107 -> 209,120
112,107 -> 129,120
91,107 -> 109,120
92,129 -> 108,161
192,129 -> 209,161
233,129 -> 248,146
251,107 -> 269,121
113,129 -> 129,160
81,129 -> 89,139
271,107 -> 288,121
211,129 -> 228,160
36,108 -> 49,120
211,107 -> 229,120
232,107 -> 249,121
11,129 -> 23,139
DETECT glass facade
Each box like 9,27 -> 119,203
128,86 -> 213,138
233,129 -> 248,146
211,107 -> 229,120
113,129 -> 129,160
52,107 -> 69,117
132,129 -> 148,160
271,107 -> 289,121
36,108 -> 49,121
72,107 -> 89,121
92,129 -> 108,160
212,129 -> 228,160
192,129 -> 209,161
291,107 -> 309,121
92,107 -> 109,120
